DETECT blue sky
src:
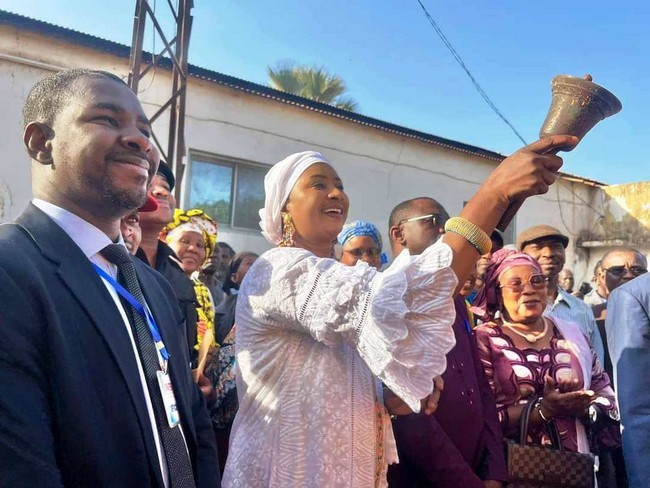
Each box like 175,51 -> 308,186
2,0 -> 646,185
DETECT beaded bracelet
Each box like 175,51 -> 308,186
443,217 -> 492,255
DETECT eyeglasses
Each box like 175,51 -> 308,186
499,274 -> 548,292
343,247 -> 381,258
397,213 -> 446,227
603,265 -> 647,277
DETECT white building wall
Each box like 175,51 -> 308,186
516,180 -> 599,285
0,25 -> 603,269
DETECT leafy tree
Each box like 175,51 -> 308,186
193,199 -> 231,226
268,61 -> 359,112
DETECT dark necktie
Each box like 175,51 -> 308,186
100,244 -> 196,488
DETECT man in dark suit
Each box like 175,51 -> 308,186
137,160 -> 201,365
387,197 -> 507,488
0,69 -> 219,487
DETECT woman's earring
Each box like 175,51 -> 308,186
280,212 -> 295,247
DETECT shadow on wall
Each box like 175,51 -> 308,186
579,181 -> 650,249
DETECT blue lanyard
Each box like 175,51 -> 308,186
93,263 -> 170,365
464,319 -> 472,334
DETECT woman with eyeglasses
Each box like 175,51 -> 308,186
337,220 -> 388,270
472,249 -> 620,455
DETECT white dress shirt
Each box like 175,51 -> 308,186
32,199 -> 171,486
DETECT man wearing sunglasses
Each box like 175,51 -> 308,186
587,250 -> 647,377
588,249 -> 647,324
518,225 -> 606,368
387,197 -> 507,488
605,255 -> 650,487
590,247 -> 647,487
600,248 -> 647,297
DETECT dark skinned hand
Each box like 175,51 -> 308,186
480,135 -> 579,208
423,376 -> 444,415
483,480 -> 504,488
540,375 -> 593,419
384,376 -> 444,416
197,373 -> 216,405
201,254 -> 220,275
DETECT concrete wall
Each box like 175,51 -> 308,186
578,181 -> 650,283
0,24 -> 610,272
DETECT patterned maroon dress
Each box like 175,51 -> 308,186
475,321 -> 620,452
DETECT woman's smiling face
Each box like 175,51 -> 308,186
284,163 -> 349,247
167,230 -> 206,275
498,264 -> 548,324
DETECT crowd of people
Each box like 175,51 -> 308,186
1,68 -> 649,488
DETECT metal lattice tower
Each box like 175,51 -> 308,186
128,0 -> 194,201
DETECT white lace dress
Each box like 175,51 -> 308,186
222,241 -> 458,487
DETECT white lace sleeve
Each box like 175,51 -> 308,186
240,242 -> 457,412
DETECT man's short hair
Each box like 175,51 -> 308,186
594,260 -> 602,275
217,241 -> 236,256
23,69 -> 128,129
388,197 -> 446,229
601,247 -> 647,268
491,229 -> 505,249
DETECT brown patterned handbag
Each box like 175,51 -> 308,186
506,400 -> 595,488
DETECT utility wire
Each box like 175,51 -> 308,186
415,0 -> 608,230
558,180 -> 605,219
415,0 -> 528,145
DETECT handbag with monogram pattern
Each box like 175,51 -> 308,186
506,399 -> 595,488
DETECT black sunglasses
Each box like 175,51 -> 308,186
603,265 -> 647,277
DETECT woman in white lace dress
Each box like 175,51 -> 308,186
223,136 -> 577,487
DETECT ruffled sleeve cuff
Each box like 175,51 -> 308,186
355,241 -> 457,412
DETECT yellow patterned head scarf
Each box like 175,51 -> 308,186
161,208 -> 218,259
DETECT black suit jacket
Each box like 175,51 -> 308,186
136,242 -> 199,364
0,205 -> 220,487
388,296 -> 507,487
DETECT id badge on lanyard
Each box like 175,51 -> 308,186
157,370 -> 181,428
93,263 -> 180,428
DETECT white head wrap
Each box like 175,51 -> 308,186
166,223 -> 203,240
259,150 -> 330,245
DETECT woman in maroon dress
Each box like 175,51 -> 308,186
472,249 -> 620,454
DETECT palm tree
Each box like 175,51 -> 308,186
268,62 -> 359,112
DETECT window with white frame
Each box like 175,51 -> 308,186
187,154 -> 268,230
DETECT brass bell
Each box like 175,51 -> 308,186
539,74 -> 622,151
496,74 -> 622,232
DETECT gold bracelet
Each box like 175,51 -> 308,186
444,217 -> 492,255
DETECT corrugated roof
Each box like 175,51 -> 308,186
0,9 -> 606,186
